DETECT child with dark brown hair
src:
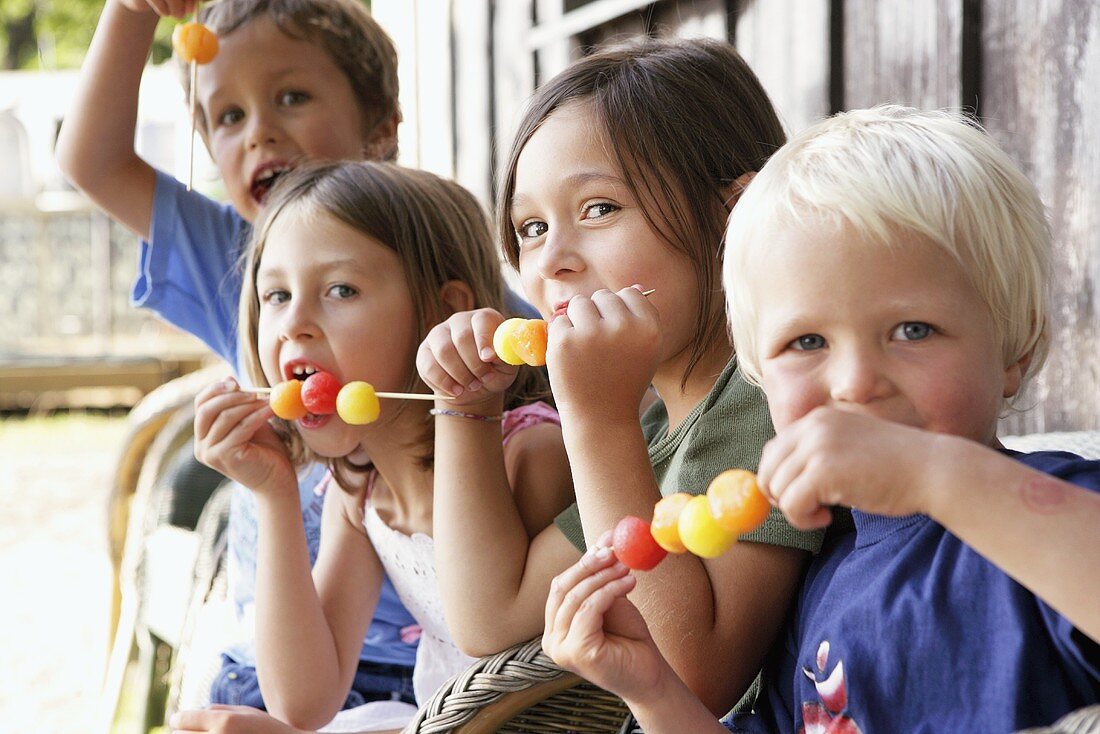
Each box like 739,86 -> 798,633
418,37 -> 822,717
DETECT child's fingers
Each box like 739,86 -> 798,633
544,547 -> 618,632
775,475 -> 833,531
196,395 -> 271,449
564,573 -> 637,644
470,309 -> 505,362
415,337 -> 468,397
590,288 -> 632,323
193,381 -> 255,437
548,554 -> 633,638
618,284 -> 657,319
564,294 -> 600,329
207,402 -> 277,457
444,319 -> 497,389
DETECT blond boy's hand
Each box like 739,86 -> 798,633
416,308 -> 518,412
757,406 -> 942,528
542,535 -> 672,704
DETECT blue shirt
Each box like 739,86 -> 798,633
728,450 -> 1100,733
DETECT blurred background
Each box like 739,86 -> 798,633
1,1 -> 1097,733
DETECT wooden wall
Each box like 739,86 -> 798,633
376,0 -> 1100,433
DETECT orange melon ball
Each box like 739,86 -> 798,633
650,492 -> 693,554
172,21 -> 219,65
269,380 -> 308,421
707,469 -> 771,535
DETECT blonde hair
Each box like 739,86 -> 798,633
239,161 -> 549,478
724,105 -> 1051,400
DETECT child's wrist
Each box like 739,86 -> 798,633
921,433 -> 975,520
432,394 -> 504,421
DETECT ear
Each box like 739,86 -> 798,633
1002,351 -> 1032,398
363,111 -> 401,161
723,171 -> 756,211
438,280 -> 476,319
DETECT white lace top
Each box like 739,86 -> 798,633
356,401 -> 561,707
361,503 -> 475,704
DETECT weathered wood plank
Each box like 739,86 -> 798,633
652,0 -> 727,40
984,0 -> 1100,433
844,0 -> 964,110
453,0 -> 494,202
735,0 -> 830,135
492,0 -> 537,170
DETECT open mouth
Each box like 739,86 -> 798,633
287,363 -> 319,381
250,163 -> 292,205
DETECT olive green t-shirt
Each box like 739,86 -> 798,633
554,357 -> 824,554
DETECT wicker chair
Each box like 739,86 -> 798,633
403,637 -> 633,734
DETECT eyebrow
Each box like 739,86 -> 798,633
511,171 -> 627,213
203,66 -> 309,110
257,257 -> 369,278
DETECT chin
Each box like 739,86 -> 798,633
300,434 -> 359,460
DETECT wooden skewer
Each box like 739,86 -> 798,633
640,288 -> 655,296
187,60 -> 197,191
240,386 -> 452,401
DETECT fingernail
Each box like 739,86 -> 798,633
594,546 -> 613,560
451,385 -> 464,396
480,347 -> 496,360
468,380 -> 483,391
221,377 -> 237,390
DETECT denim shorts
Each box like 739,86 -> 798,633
209,654 -> 417,709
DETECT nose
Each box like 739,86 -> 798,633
828,345 -> 892,406
278,297 -> 319,343
246,109 -> 280,149
535,226 -> 584,281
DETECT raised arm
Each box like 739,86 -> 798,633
54,0 -> 184,239
419,308 -> 580,656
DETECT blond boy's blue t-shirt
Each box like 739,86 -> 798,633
727,450 -> 1100,733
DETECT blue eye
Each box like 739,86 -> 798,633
329,284 -> 357,299
517,220 -> 548,240
790,334 -> 826,351
263,289 -> 289,305
893,322 -> 933,341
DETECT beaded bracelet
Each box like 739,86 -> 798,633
429,408 -> 502,422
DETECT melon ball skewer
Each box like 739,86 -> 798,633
171,4 -> 219,191
611,469 -> 770,571
243,380 -> 451,423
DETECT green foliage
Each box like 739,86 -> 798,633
1,0 -> 176,70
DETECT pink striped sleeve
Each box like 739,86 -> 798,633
501,401 -> 561,447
